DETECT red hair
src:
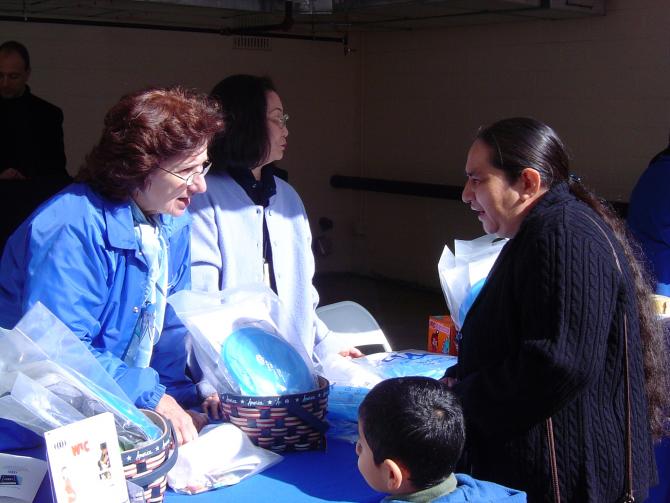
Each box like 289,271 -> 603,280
77,86 -> 223,201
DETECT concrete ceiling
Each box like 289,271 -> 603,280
0,0 -> 605,36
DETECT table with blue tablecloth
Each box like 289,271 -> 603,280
18,434 -> 383,503
17,435 -> 670,503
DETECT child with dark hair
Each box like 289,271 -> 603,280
357,377 -> 526,502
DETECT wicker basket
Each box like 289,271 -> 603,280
219,375 -> 329,452
121,409 -> 177,503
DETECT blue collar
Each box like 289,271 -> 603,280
99,192 -> 190,250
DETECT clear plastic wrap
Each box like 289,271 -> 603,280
0,371 -> 87,434
0,303 -> 160,443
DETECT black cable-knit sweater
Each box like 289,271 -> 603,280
447,182 -> 657,502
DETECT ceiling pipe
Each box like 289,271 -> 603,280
337,5 -> 545,28
0,14 -> 223,33
223,0 -> 294,35
0,5 -> 347,45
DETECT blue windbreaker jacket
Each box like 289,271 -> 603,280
0,183 -> 196,410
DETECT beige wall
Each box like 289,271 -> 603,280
357,0 -> 670,288
3,0 -> 669,289
1,20 -> 362,273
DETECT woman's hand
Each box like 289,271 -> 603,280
339,347 -> 364,358
185,410 -> 209,432
155,394 -> 199,445
201,393 -> 221,420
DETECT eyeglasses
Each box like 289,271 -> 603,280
157,160 -> 212,186
270,113 -> 289,129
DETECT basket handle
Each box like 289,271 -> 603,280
129,419 -> 179,488
286,404 -> 330,434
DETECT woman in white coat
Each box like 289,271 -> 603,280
189,75 -> 361,415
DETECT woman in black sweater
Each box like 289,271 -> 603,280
445,117 -> 669,502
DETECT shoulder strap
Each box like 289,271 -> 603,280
582,212 -> 635,503
546,417 -> 561,503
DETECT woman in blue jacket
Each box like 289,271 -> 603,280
0,86 -> 223,445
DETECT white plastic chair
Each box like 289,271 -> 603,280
316,300 -> 392,352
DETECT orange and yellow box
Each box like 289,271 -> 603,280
427,315 -> 458,356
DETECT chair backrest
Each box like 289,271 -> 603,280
316,300 -> 392,352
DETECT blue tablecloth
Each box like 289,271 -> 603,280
165,437 -> 382,503
15,435 -> 383,503
9,433 -> 670,502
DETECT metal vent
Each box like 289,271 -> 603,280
233,35 -> 271,50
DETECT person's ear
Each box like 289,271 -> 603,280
381,459 -> 405,491
518,167 -> 543,201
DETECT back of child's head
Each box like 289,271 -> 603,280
358,376 -> 465,490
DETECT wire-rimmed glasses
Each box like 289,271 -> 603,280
270,113 -> 289,129
157,160 -> 212,186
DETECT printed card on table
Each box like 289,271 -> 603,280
44,412 -> 130,503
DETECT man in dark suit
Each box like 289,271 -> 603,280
0,40 -> 68,182
0,40 -> 70,252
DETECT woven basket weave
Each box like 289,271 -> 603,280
121,409 -> 177,503
220,375 -> 329,452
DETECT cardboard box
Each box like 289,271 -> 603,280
428,315 -> 458,356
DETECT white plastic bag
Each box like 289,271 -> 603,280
168,285 -> 317,395
167,423 -> 282,494
438,234 -> 507,330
